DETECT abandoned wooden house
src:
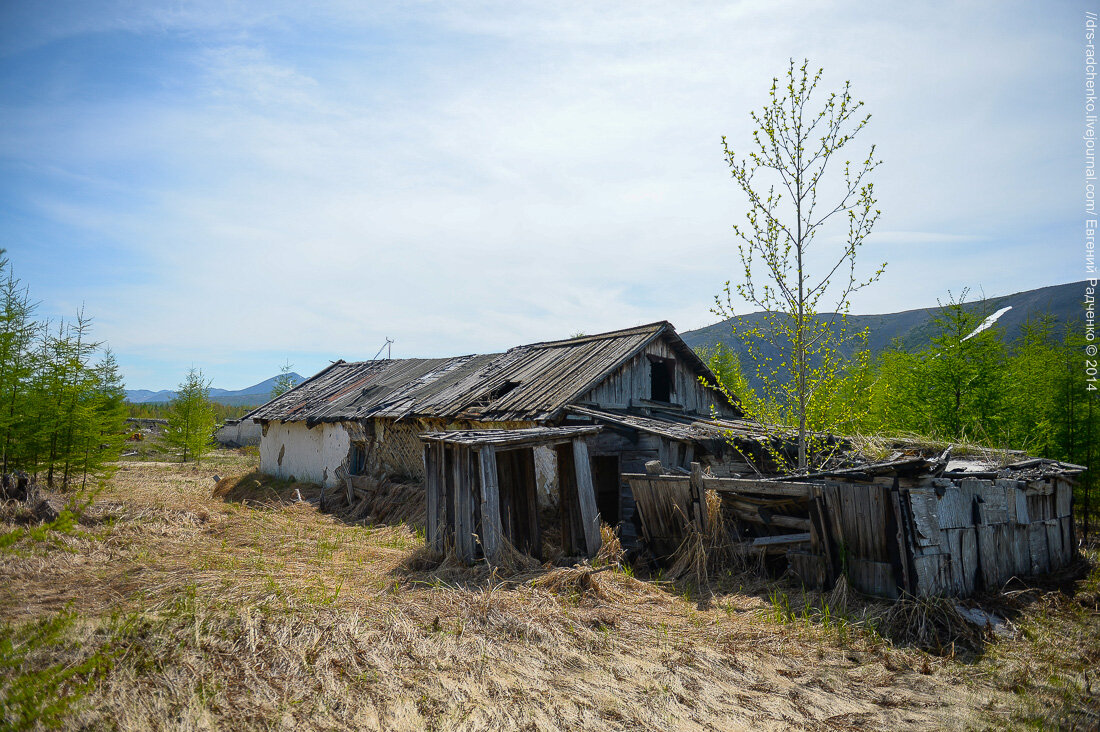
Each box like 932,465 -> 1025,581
248,321 -> 1086,591
246,321 -> 748,560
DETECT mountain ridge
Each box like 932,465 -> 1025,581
680,280 -> 1090,356
125,373 -> 305,406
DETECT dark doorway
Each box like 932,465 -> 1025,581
495,447 -> 541,556
590,455 -> 621,525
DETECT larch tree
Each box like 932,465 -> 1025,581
0,250 -> 128,485
269,361 -> 297,400
920,292 -> 1007,442
165,368 -> 216,463
714,59 -> 885,472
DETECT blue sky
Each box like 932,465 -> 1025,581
0,1 -> 1091,390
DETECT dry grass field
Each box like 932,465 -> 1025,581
2,449 -> 1098,730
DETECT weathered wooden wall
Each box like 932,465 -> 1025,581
582,427 -> 701,549
627,468 -> 1078,599
900,477 -> 1076,597
578,338 -> 737,417
421,434 -> 602,564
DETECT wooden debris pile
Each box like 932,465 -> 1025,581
1,473 -> 64,525
627,450 -> 1085,599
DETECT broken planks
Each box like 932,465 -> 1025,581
421,430 -> 602,564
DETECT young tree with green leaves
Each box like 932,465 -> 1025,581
164,368 -> 216,463
714,59 -> 885,471
81,349 -> 128,488
270,361 -> 297,400
0,253 -> 40,474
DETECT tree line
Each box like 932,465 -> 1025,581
0,251 -> 127,488
0,252 -> 264,476
127,400 -> 253,422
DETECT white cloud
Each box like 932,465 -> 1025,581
2,0 -> 1085,387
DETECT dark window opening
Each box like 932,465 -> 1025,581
349,441 -> 369,475
649,357 -> 673,402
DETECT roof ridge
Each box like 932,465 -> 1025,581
521,321 -> 671,350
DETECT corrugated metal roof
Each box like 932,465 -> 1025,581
247,321 -> 727,425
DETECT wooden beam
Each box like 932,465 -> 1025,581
689,462 -> 708,533
433,442 -> 448,552
572,439 -> 603,557
477,447 -> 503,563
766,514 -> 811,531
556,443 -> 582,555
702,476 -> 814,499
519,448 -> 542,557
751,532 -> 811,547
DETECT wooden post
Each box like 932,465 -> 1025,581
453,445 -> 476,563
518,448 -> 542,557
433,442 -> 448,552
424,444 -> 438,551
689,462 -> 708,533
572,439 -> 602,557
556,443 -> 582,554
478,447 -> 503,564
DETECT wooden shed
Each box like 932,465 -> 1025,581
626,455 -> 1084,599
420,426 -> 604,564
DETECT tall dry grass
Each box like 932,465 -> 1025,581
3,450 -> 1085,730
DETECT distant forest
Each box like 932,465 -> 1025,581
127,401 -> 254,422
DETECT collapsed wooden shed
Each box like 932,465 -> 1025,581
420,427 -> 603,564
627,454 -> 1084,599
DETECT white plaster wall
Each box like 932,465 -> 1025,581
259,420 -> 351,488
215,420 -> 262,447
320,423 -> 351,487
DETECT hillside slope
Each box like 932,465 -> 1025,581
682,281 -> 1088,356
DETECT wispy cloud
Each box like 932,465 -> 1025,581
0,1 -> 1085,388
